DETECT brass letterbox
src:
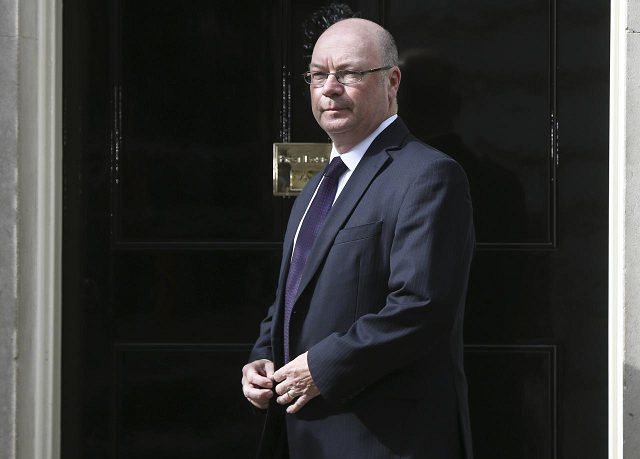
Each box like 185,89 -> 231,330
273,143 -> 332,196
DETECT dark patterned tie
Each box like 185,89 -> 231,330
283,156 -> 348,363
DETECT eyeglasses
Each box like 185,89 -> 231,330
302,66 -> 392,86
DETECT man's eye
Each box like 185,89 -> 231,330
339,71 -> 361,82
311,72 -> 327,80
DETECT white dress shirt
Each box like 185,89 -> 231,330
292,114 -> 398,252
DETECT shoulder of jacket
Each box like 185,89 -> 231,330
394,134 -> 458,167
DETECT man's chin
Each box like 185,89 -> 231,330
319,117 -> 353,135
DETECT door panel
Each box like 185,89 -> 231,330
388,0 -> 554,245
116,345 -> 259,459
63,1 -> 609,457
115,0 -> 285,244
465,346 -> 556,458
112,251 -> 282,342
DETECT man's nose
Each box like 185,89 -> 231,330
321,74 -> 344,96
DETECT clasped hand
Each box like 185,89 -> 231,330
241,352 -> 320,414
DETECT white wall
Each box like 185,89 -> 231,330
624,0 -> 640,452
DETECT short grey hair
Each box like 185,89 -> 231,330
378,28 -> 398,67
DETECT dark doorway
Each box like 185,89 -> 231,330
62,1 -> 609,457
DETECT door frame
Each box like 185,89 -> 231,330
15,0 -> 63,458
608,0 -> 627,457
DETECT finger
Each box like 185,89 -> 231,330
241,374 -> 254,387
244,386 -> 274,402
274,381 -> 292,396
273,363 -> 290,383
286,393 -> 310,414
276,390 -> 296,405
247,371 -> 273,389
265,360 -> 275,380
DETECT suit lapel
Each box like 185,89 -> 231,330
293,118 -> 410,305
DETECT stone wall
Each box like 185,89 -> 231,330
0,0 -> 20,456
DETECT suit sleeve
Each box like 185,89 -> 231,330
307,157 -> 475,406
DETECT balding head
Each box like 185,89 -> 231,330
316,19 -> 398,70
309,19 -> 401,152
329,19 -> 398,67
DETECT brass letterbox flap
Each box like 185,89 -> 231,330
273,143 -> 332,196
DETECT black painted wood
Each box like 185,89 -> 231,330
112,0 -> 287,244
388,0 -> 556,247
114,345 -> 263,458
465,346 -> 556,458
63,0 -> 609,457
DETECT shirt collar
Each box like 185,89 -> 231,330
329,114 -> 398,172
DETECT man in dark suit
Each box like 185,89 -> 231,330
242,18 -> 475,459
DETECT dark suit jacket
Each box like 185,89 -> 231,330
249,118 -> 475,459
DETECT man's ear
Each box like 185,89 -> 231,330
387,66 -> 401,101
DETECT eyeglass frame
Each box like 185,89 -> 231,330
302,66 -> 393,86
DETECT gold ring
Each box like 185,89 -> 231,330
287,391 -> 294,400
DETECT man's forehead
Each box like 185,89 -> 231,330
311,34 -> 378,68
309,59 -> 365,70
316,27 -> 375,49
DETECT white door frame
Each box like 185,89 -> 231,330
16,0 -> 63,458
609,0 -> 626,457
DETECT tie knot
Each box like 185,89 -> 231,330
324,156 -> 348,180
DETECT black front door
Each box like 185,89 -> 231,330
62,1 -> 609,457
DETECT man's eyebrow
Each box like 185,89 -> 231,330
309,62 -> 363,71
